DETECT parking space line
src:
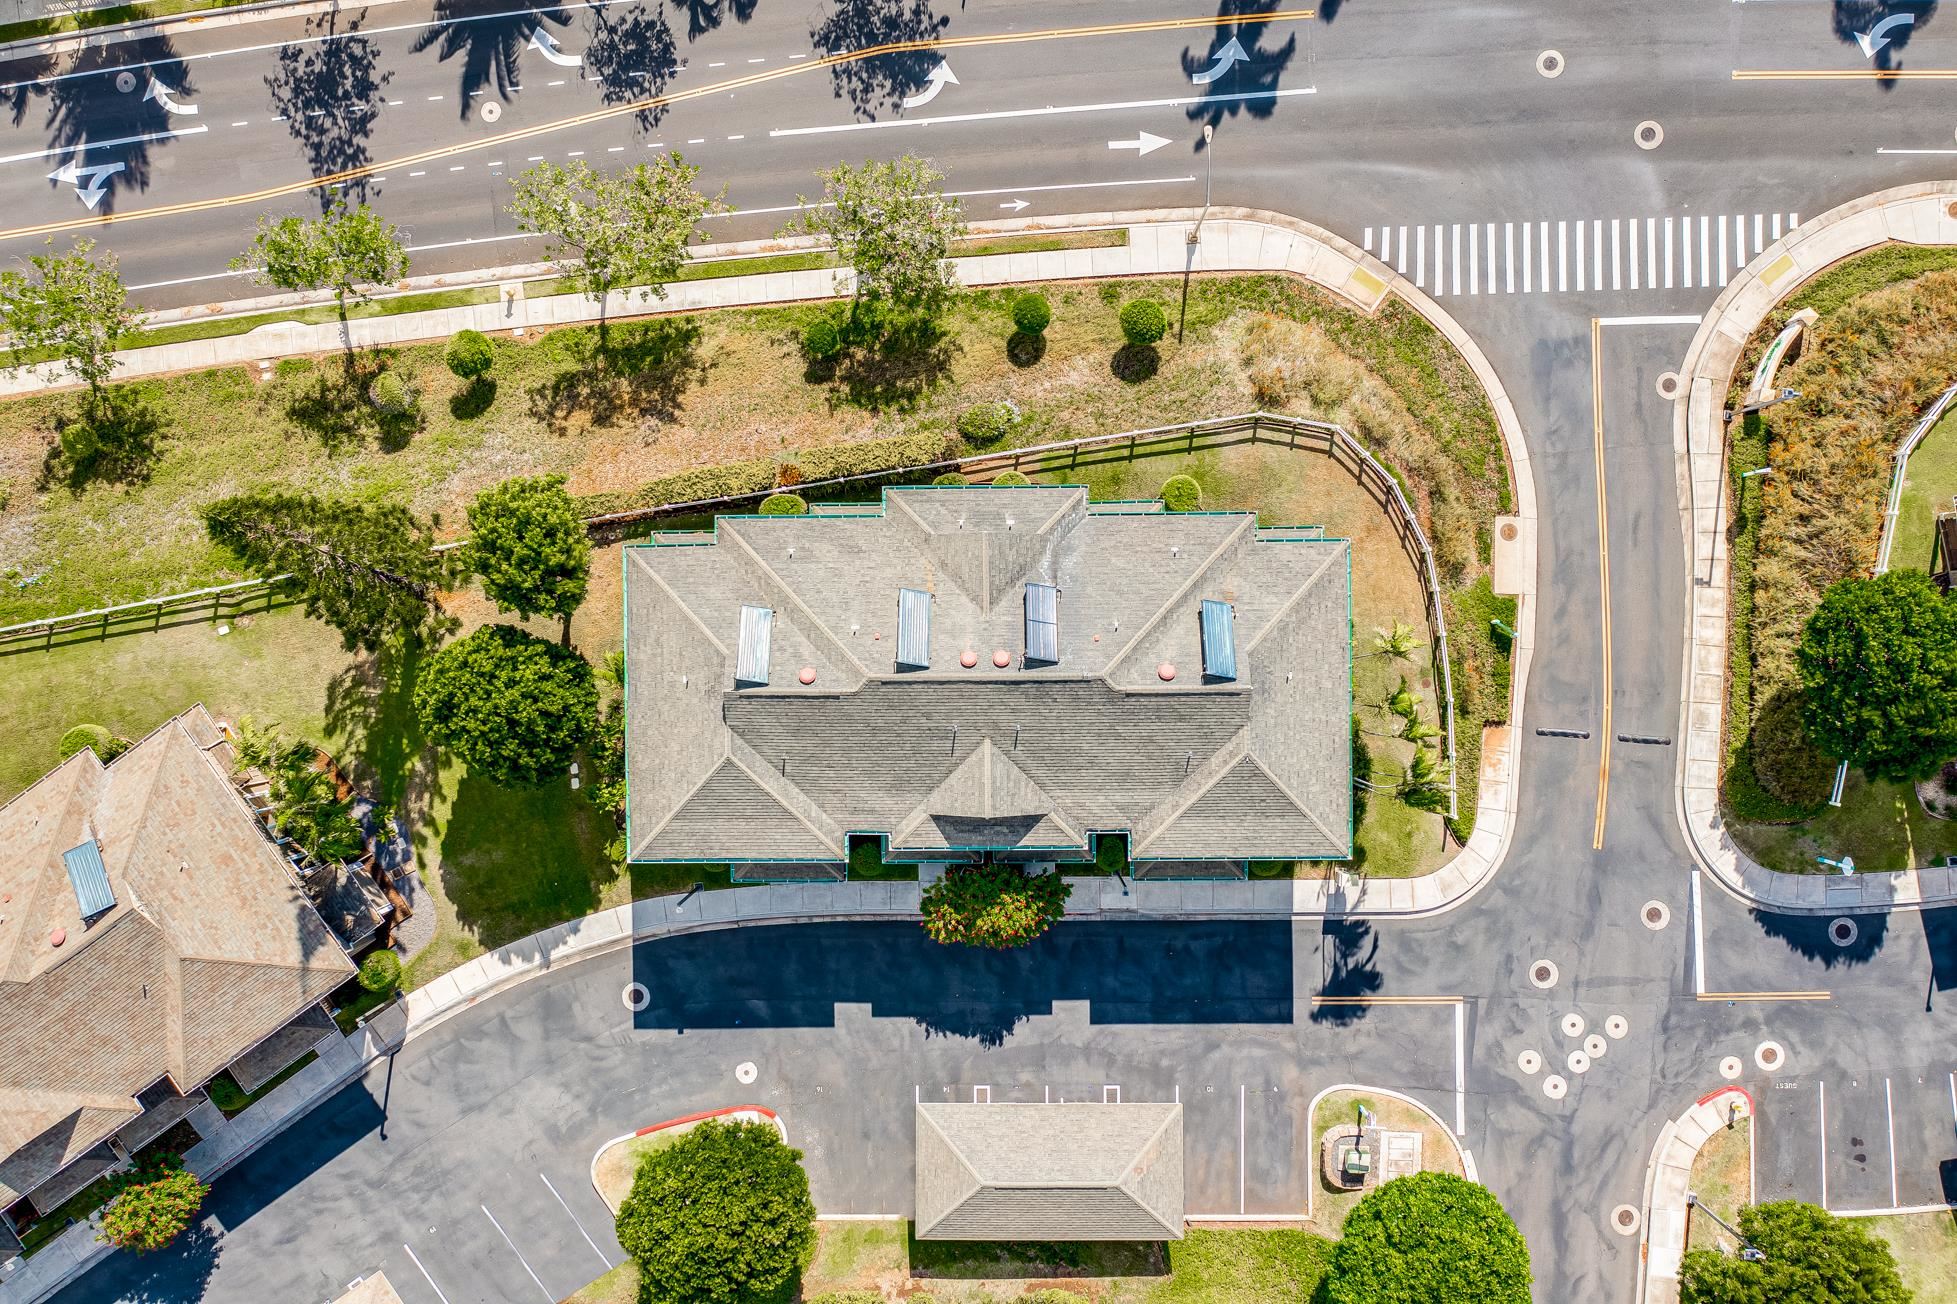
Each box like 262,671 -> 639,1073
1697,991 -> 1831,1001
539,1172 -> 611,1271
1820,1080 -> 1829,1210
1886,1079 -> 1899,1208
1691,869 -> 1706,994
482,1203 -> 554,1303
1237,1084 -> 1246,1215
403,1244 -> 451,1304
1454,1003 -> 1467,1136
1949,1072 -> 1956,1128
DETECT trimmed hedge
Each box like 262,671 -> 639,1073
367,371 -> 415,416
445,329 -> 494,380
58,723 -> 113,761
991,470 -> 1032,487
1119,298 -> 1168,346
576,433 -> 956,520
1161,474 -> 1201,512
802,316 -> 842,360
759,493 -> 808,516
957,401 -> 1016,443
931,472 -> 968,486
1011,291 -> 1052,335
793,432 -> 953,483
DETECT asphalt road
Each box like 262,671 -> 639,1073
26,1 -> 1957,1301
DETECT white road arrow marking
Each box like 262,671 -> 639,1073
1191,36 -> 1247,85
998,198 -> 1029,212
143,77 -> 198,116
1109,130 -> 1172,156
901,60 -> 958,109
47,158 -> 125,210
1856,11 -> 1916,57
528,28 -> 583,68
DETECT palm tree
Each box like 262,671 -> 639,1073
1401,715 -> 1442,744
1395,745 -> 1451,812
1380,676 -> 1420,722
1369,620 -> 1416,662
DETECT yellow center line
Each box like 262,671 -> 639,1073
1733,69 -> 1957,79
1591,317 -> 1613,851
1697,991 -> 1833,1002
0,9 -> 1314,244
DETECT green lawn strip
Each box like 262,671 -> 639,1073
1684,1116 -> 1751,1251
331,984 -> 396,1035
205,1049 -> 318,1117
592,1128 -> 684,1210
804,1217 -> 910,1292
1865,1211 -> 1957,1303
847,836 -> 922,882
954,229 -> 1129,257
1142,1228 -> 1334,1303
16,1172 -> 119,1256
1307,1090 -> 1463,1238
1893,404 -> 1957,576
0,0 -> 264,44
560,1261 -> 637,1304
1730,773 -> 1957,874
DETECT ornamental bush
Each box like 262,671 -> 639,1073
444,328 -> 494,380
931,471 -> 968,486
957,401 -> 1016,443
98,1154 -> 209,1254
367,371 -> 416,417
802,316 -> 842,360
58,723 -> 114,761
1748,688 -> 1835,807
616,1119 -> 816,1304
1798,569 -> 1957,780
990,470 -> 1031,487
1160,474 -> 1201,513
760,493 -> 808,516
1679,1200 -> 1906,1304
357,949 -> 402,994
413,624 -> 599,787
1118,298 -> 1168,346
920,864 -> 1071,949
1323,1171 -> 1532,1304
1011,291 -> 1052,336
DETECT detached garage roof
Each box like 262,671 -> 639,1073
915,1101 -> 1183,1241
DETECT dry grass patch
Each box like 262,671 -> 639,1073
1685,1116 -> 1752,1253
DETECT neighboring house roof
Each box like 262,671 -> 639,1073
624,485 -> 1351,863
914,1102 -> 1184,1241
0,705 -> 354,1206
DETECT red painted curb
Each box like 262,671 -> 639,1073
634,1104 -> 777,1137
1695,1085 -> 1755,1109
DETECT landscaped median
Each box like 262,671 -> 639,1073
1675,180 -> 1957,911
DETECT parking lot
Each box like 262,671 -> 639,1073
1753,1064 -> 1957,1214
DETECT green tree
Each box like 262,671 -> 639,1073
97,1154 -> 209,1253
414,624 -> 598,786
445,328 -> 494,380
1119,298 -> 1168,347
506,156 -> 725,345
232,202 -> 409,359
1798,569 -> 1957,780
920,864 -> 1071,949
467,474 -> 591,640
1323,1172 -> 1531,1304
203,491 -> 455,652
1,238 -> 143,401
615,1118 -> 817,1304
1680,1200 -> 1907,1304
791,155 -> 966,321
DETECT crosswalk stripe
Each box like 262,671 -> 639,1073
1505,223 -> 1515,294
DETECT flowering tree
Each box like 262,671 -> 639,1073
98,1154 -> 209,1253
920,864 -> 1070,948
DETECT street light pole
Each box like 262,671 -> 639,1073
1686,1194 -> 1767,1262
1179,124 -> 1215,342
1723,387 -> 1801,425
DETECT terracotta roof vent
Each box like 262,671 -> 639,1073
993,649 -> 1011,668
49,927 -> 66,948
798,667 -> 817,685
1157,662 -> 1177,682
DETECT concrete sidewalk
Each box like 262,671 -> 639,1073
1671,180 -> 1957,916
1636,1087 -> 1753,1304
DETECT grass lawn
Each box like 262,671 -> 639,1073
1307,1090 -> 1463,1236
1684,1116 -> 1751,1253
1892,403 -> 1957,576
1865,1210 -> 1957,1302
205,1051 -> 318,1118
1733,773 -> 1957,875
590,1128 -> 682,1212
560,1262 -> 636,1304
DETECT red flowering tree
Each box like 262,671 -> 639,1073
98,1154 -> 209,1253
921,864 -> 1070,949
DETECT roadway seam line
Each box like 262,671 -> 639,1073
1237,1084 -> 1246,1215
1596,314 -> 1703,327
1885,1078 -> 1898,1208
0,8 -> 1312,242
1734,69 -> 1957,78
1591,316 -> 1613,850
768,86 -> 1316,137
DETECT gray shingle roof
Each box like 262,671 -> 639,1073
624,485 -> 1351,863
915,1102 -> 1183,1241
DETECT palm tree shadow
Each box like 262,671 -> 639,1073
411,0 -> 575,116
1182,0 -> 1298,135
27,36 -> 193,212
810,0 -> 950,119
264,11 -> 392,204
1309,916 -> 1381,1024
1833,0 -> 1939,91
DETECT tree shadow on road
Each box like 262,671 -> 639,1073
1308,917 -> 1382,1025
672,0 -> 759,43
1833,1 -> 1938,89
412,0 -> 575,116
24,37 -> 192,212
810,0 -> 950,119
1750,908 -> 1890,968
265,11 -> 392,205
583,2 -> 680,130
1182,0 -> 1298,138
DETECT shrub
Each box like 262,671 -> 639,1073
1748,689 -> 1836,806
808,1295 -> 883,1304
573,457 -> 778,518
367,371 -> 416,417
990,470 -> 1031,487
920,864 -> 1070,948
793,432 -> 952,483
616,1119 -> 816,1304
1118,298 -> 1168,346
467,474 -> 591,621
760,493 -> 808,516
1324,1172 -> 1531,1304
98,1154 -> 209,1253
1161,474 -> 1201,512
931,471 -> 968,486
957,401 -> 1016,443
444,329 -> 494,380
1011,291 -> 1052,335
58,420 -> 100,463
357,949 -> 402,994
802,315 -> 842,360
1680,1200 -> 1905,1304
414,624 -> 600,787
1798,569 -> 1957,780
1021,1293 -> 1089,1304
58,723 -> 113,761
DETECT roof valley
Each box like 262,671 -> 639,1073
1099,515 -> 1254,678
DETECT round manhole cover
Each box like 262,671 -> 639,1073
1756,1041 -> 1787,1072
1635,120 -> 1664,150
1829,917 -> 1858,947
1500,522 -> 1519,542
622,982 -> 650,1012
1655,373 -> 1682,401
735,1061 -> 758,1084
480,100 -> 502,123
1612,1204 -> 1642,1236
1642,900 -> 1671,930
1537,49 -> 1565,78
1529,959 -> 1559,990
1605,1014 -> 1630,1040
1543,1074 -> 1568,1100
1560,1012 -> 1586,1038
1518,1049 -> 1543,1075
1719,1055 -> 1743,1080
1568,1050 -> 1592,1075
116,71 -> 137,93
1584,1034 -> 1608,1059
